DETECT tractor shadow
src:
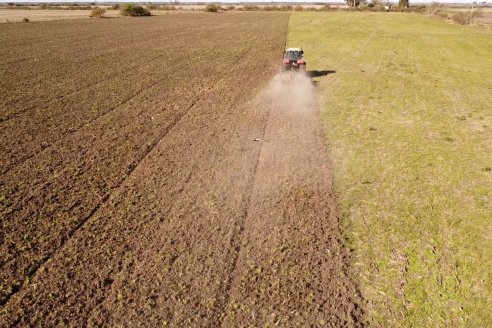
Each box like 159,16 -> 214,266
307,70 -> 336,78
307,70 -> 336,86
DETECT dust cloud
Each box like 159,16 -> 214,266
265,72 -> 316,114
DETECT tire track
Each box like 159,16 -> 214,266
212,90 -> 273,327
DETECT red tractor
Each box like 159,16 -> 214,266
281,48 -> 306,73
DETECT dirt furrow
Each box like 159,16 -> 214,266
211,91 -> 273,324
1,48 -> 172,123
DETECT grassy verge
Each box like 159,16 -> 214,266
288,12 -> 492,326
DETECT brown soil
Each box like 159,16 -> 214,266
0,13 -> 362,326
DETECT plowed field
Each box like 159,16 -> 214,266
0,13 -> 361,326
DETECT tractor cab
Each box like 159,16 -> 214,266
282,48 -> 306,72
284,48 -> 304,61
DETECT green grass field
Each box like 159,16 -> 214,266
288,12 -> 492,326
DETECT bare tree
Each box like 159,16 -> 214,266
399,0 -> 409,8
346,0 -> 366,7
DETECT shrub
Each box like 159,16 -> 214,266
68,5 -> 92,10
111,4 -> 120,10
226,5 -> 236,11
294,5 -> 304,11
403,5 -> 426,13
280,5 -> 293,11
145,3 -> 177,10
451,9 -> 483,24
320,4 -> 332,11
435,10 -> 448,18
399,0 -> 409,8
22,17 -> 29,22
205,3 -> 220,12
241,4 -> 259,11
426,2 -> 442,14
90,7 -> 106,17
357,5 -> 373,11
160,5 -> 177,10
471,8 -> 484,19
121,4 -> 151,16
146,3 -> 157,10
452,12 -> 470,25
426,3 -> 449,18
